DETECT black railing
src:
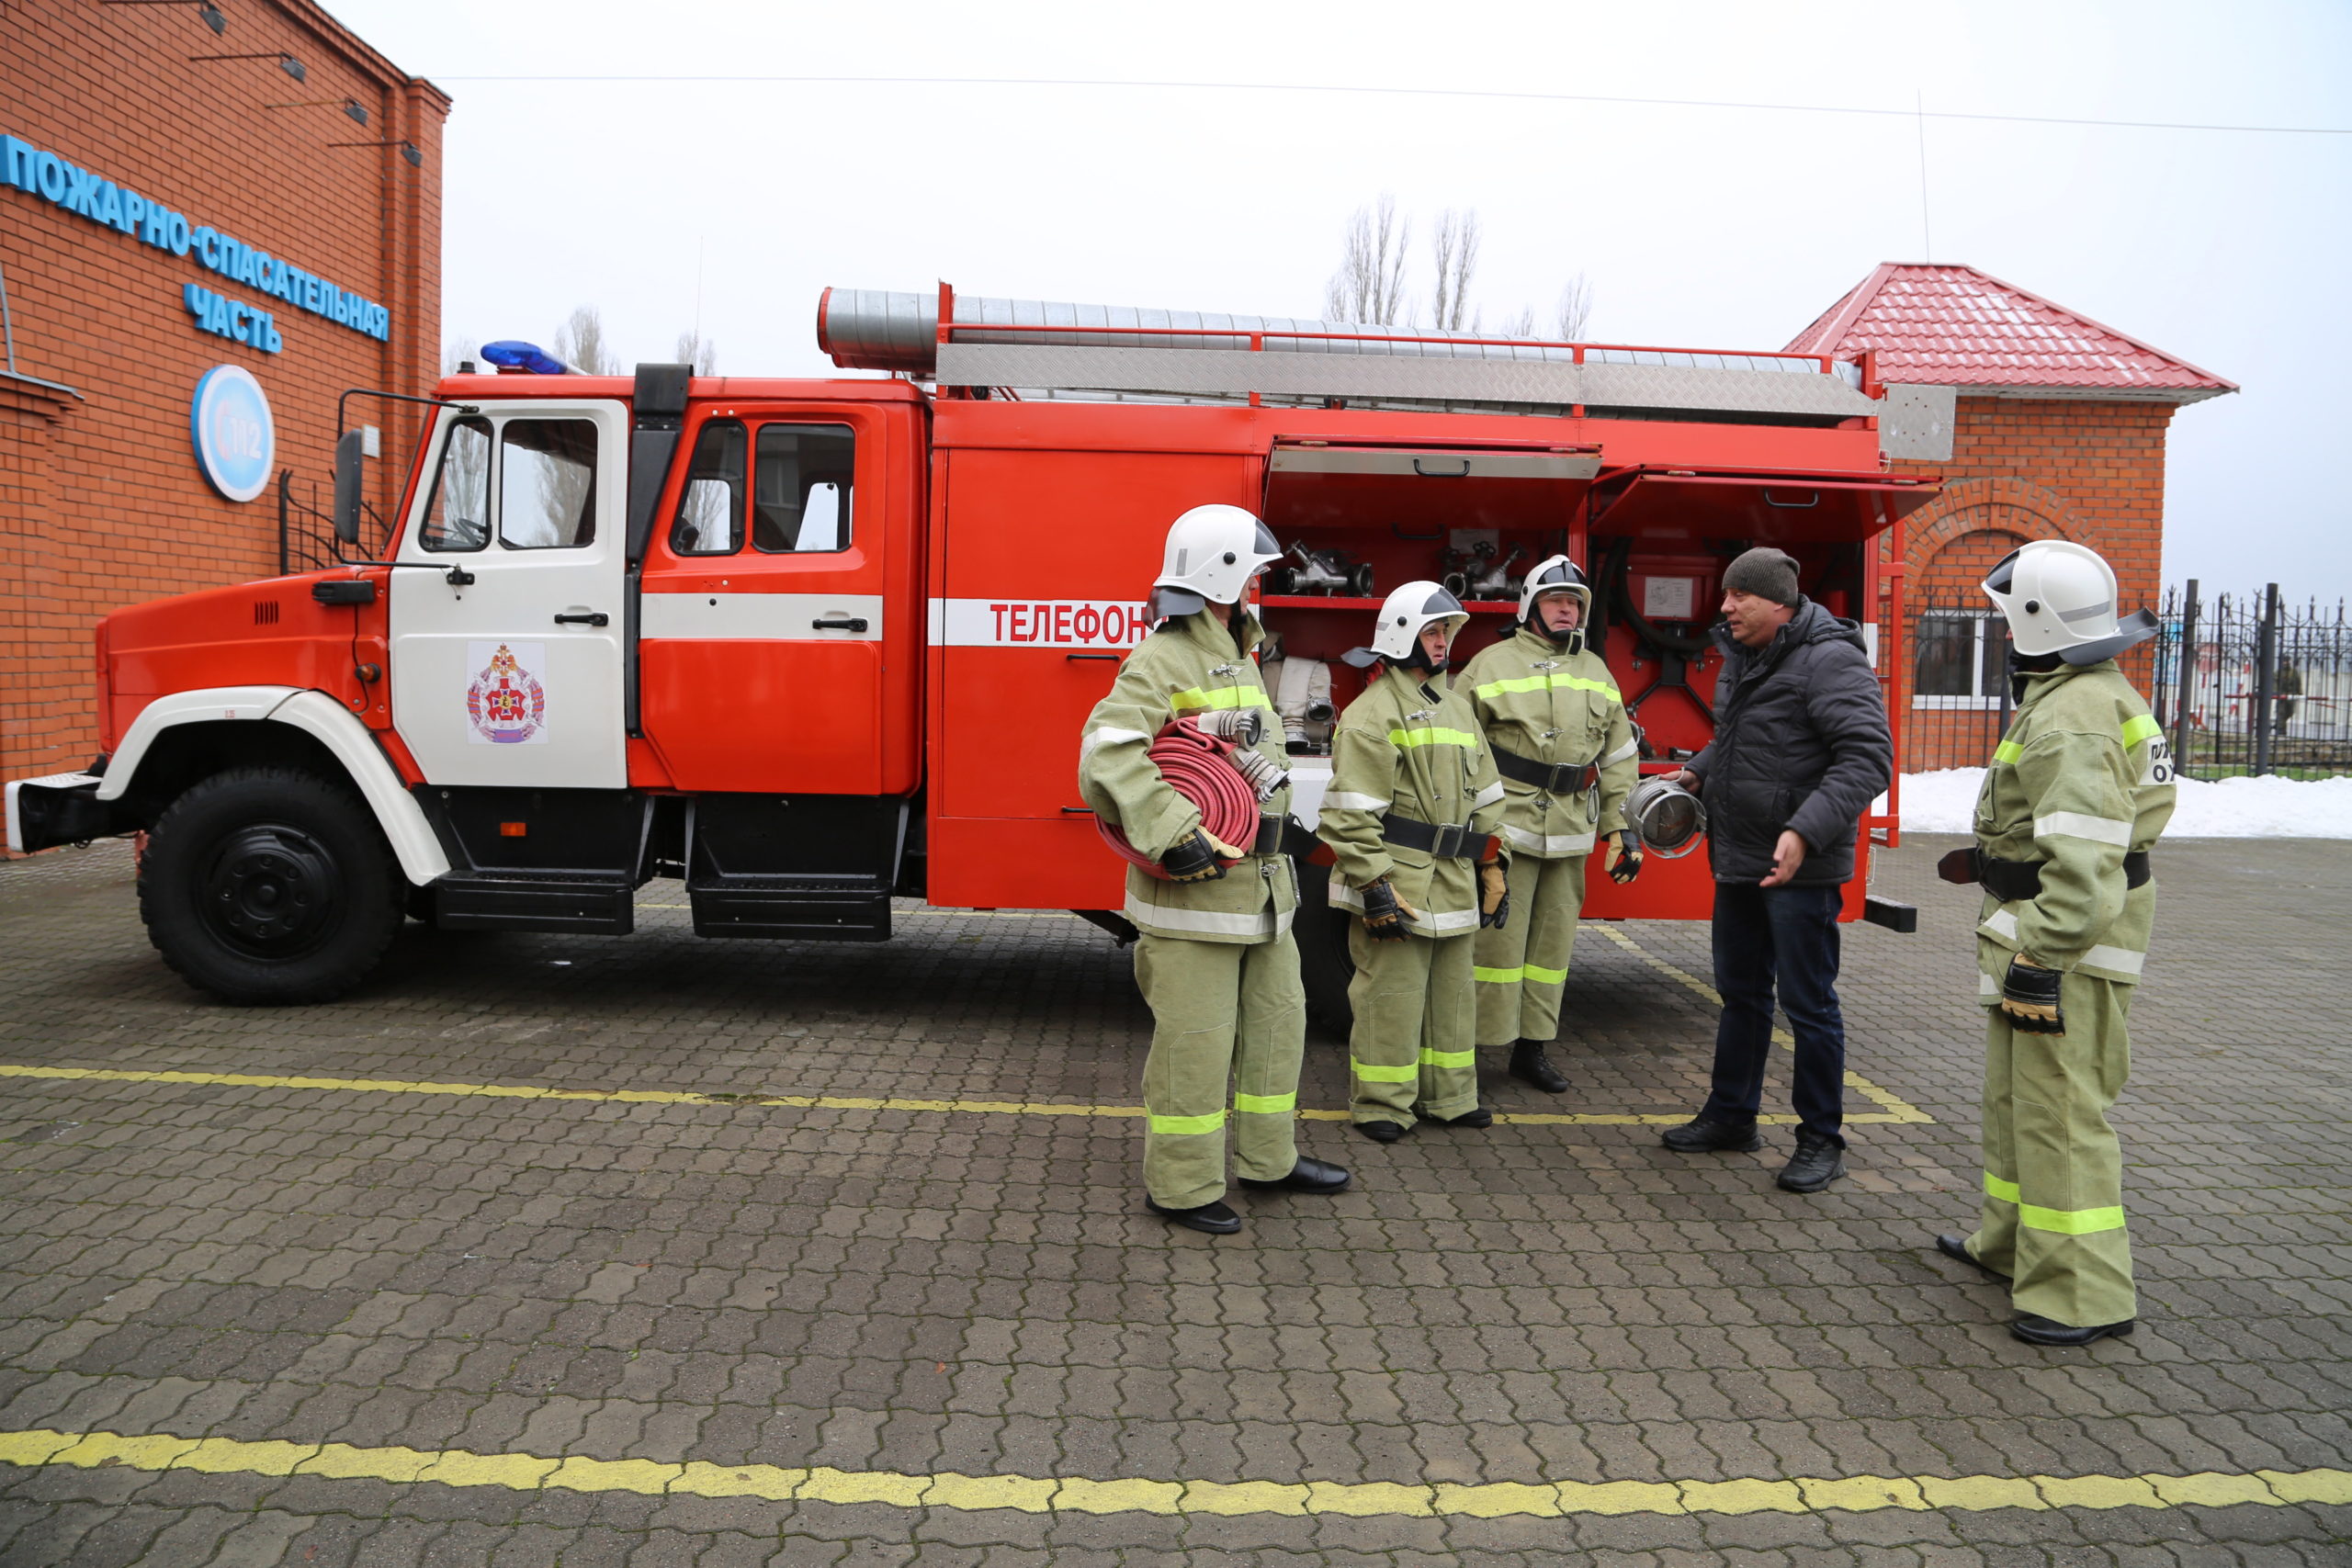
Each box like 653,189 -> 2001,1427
277,468 -> 388,576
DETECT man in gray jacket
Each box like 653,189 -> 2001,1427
1664,547 -> 1894,1193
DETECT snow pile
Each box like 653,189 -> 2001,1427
1900,768 -> 2352,838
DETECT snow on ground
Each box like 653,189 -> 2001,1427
1900,768 -> 2352,838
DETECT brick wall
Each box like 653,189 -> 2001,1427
1889,396 -> 2177,771
0,0 -> 445,781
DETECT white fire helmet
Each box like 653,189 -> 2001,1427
1981,540 -> 2158,665
1519,554 -> 1592,649
1343,580 -> 1470,669
1150,504 -> 1283,618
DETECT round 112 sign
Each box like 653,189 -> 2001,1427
190,365 -> 277,502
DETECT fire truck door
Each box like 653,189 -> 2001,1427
387,399 -> 631,789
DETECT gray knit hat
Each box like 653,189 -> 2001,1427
1723,547 -> 1802,609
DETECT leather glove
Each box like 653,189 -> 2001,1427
1478,862 -> 1510,929
1161,828 -> 1243,883
1360,877 -> 1417,941
1998,956 -> 2065,1034
1604,830 -> 1644,885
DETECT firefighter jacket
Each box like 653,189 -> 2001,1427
1317,663 -> 1507,937
1460,625 -> 1639,859
1079,609 -> 1297,945
1973,660 -> 2176,989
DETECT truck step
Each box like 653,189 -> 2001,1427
434,874 -> 635,935
685,874 -> 892,942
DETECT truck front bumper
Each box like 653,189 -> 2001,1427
6,773 -> 125,855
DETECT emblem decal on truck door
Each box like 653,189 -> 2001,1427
465,641 -> 548,745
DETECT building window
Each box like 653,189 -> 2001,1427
1914,611 -> 2007,709
752,424 -> 854,553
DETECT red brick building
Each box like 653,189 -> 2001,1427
1,0 -> 446,781
1787,264 -> 2236,770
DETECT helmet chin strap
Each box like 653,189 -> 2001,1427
1528,615 -> 1584,656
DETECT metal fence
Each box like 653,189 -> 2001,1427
277,468 -> 389,577
1894,582 -> 2352,779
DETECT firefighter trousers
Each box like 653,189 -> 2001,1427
1347,925 -> 1479,1126
1967,968 -> 2136,1327
1133,931 -> 1305,1210
1472,852 -> 1588,1047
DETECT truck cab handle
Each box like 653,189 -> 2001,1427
554,612 -> 610,627
812,615 -> 869,632
1412,457 -> 1472,477
1065,652 -> 1120,661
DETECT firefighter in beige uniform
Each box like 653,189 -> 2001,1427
1319,582 -> 1510,1142
1079,504 -> 1349,1235
1933,541 -> 2175,1347
1461,556 -> 1642,1091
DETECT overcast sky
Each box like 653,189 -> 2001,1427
327,0 -> 2351,593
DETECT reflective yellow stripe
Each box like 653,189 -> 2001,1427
1387,727 -> 1479,749
1473,673 -> 1623,704
1419,1046 -> 1476,1069
1351,1058 -> 1418,1083
1170,686 -> 1277,714
1984,1173 -> 2123,1235
1473,964 -> 1524,984
2121,714 -> 2163,747
1148,1110 -> 1226,1135
2021,1201 -> 2127,1235
1232,1091 -> 1295,1115
1522,962 -> 1567,985
1992,740 -> 2024,765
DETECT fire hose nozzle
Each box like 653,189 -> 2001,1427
1228,746 -> 1289,802
1196,708 -> 1265,746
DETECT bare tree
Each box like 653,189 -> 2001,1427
1430,209 -> 1483,333
1498,306 -> 1535,338
553,305 -> 619,376
673,331 -> 718,376
442,337 -> 480,375
1555,274 -> 1594,341
1323,197 -> 1411,325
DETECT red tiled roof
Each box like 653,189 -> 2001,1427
1785,264 -> 2235,401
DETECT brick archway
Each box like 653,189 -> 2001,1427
1906,477 -> 2079,569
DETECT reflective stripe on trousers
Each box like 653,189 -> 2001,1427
1346,924 -> 1479,1124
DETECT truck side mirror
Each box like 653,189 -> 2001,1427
332,429 -> 367,544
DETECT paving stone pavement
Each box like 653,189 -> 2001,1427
0,834 -> 2346,1567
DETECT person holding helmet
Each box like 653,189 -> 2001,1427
1079,504 -> 1350,1235
1932,539 -> 2174,1347
1318,582 -> 1510,1142
1460,555 -> 1642,1092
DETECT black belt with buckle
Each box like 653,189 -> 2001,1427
1492,743 -> 1598,795
1251,814 -> 1321,858
1382,814 -> 1498,862
1938,846 -> 2151,899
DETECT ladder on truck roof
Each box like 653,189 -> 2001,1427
817,285 -> 1882,425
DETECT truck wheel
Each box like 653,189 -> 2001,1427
1290,857 -> 1355,1038
139,768 -> 403,1005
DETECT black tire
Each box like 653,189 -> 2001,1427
1290,856 -> 1356,1038
139,767 -> 403,1005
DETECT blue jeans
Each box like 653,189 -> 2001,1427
1700,882 -> 1847,1145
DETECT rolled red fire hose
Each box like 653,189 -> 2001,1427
1097,717 -> 1261,879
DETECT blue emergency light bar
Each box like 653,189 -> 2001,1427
480,341 -> 571,375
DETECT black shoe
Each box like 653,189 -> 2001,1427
1146,1198 -> 1240,1235
1776,1133 -> 1846,1193
1935,1234 -> 2009,1280
1355,1120 -> 1408,1144
1660,1116 -> 1761,1153
2011,1314 -> 2135,1348
1509,1039 -> 1568,1094
1240,1156 -> 1351,1194
1418,1106 -> 1494,1129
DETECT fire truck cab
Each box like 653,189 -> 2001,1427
6,286 -> 1938,1008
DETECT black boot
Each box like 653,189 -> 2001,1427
1660,1116 -> 1762,1153
1418,1106 -> 1494,1129
1146,1198 -> 1241,1235
1509,1038 -> 1568,1094
1240,1156 -> 1351,1194
1354,1120 -> 1408,1144
1776,1132 -> 1847,1192
2011,1314 -> 2134,1348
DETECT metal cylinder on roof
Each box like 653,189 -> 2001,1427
816,288 -> 1582,377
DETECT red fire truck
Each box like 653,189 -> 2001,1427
6,285 -> 1935,1008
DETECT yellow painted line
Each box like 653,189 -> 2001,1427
0,1429 -> 2342,1518
1589,924 -> 1934,1124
